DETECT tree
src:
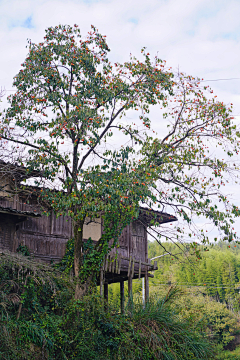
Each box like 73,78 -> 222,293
1,24 -> 240,296
140,72 -> 240,251
0,24 -> 173,297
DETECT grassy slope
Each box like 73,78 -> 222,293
0,251 -> 214,360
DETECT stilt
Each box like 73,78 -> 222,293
142,277 -> 145,306
104,281 -> 108,303
120,280 -> 124,314
100,269 -> 103,297
128,274 -> 132,298
145,259 -> 149,302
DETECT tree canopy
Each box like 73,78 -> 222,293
1,24 -> 240,294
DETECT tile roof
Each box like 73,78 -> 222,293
0,206 -> 41,217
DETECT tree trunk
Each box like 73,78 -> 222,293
73,219 -> 84,278
73,219 -> 85,299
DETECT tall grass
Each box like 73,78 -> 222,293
0,290 -> 214,359
124,287 -> 214,360
0,253 -> 214,359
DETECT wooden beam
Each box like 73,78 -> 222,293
104,254 -> 154,269
121,256 -> 153,268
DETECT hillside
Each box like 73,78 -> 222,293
0,250 -> 214,359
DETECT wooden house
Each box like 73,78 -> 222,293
0,162 -> 177,304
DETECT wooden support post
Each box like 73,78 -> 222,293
112,258 -> 115,273
118,254 -> 122,274
142,277 -> 145,306
104,281 -> 108,303
105,255 -> 109,272
145,259 -> 149,302
100,268 -> 103,297
115,256 -> 118,274
131,257 -> 135,279
128,273 -> 132,298
120,280 -> 124,314
109,255 -> 112,273
127,256 -> 132,278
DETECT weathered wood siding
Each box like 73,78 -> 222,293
0,192 -> 149,271
108,220 -> 148,275
0,194 -> 73,262
16,213 -> 72,262
0,214 -> 16,251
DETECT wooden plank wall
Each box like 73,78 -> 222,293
0,195 -> 72,262
0,193 -> 149,271
107,220 -> 148,275
17,212 -> 72,262
0,214 -> 15,252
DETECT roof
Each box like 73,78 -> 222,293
0,206 -> 41,218
138,207 -> 177,226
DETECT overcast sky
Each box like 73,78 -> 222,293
1,0 -> 240,241
0,0 -> 239,101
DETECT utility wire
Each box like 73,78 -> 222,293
2,77 -> 240,92
202,78 -> 240,82
151,283 -> 240,289
152,284 -> 239,289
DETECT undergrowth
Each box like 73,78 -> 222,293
0,251 -> 214,359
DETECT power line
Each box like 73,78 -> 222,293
153,285 -> 238,289
151,283 -> 240,289
2,77 -> 240,92
202,77 -> 240,82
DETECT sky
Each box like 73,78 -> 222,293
0,0 -> 240,241
1,0 -> 240,101
1,0 -> 240,126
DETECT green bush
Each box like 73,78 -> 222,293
216,345 -> 240,359
174,291 -> 238,349
0,293 -> 215,360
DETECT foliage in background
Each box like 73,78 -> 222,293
109,242 -> 240,354
147,241 -> 240,353
216,346 -> 240,360
148,241 -> 240,309
176,292 -> 238,348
